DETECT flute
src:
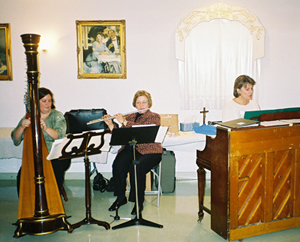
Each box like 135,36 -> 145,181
87,108 -> 149,125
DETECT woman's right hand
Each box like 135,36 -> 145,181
13,118 -> 31,142
21,118 -> 31,130
103,114 -> 115,131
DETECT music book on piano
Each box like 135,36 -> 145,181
218,118 -> 259,129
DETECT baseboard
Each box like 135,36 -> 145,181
0,171 -> 210,181
0,173 -> 17,180
176,171 -> 211,181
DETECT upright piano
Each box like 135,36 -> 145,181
196,110 -> 300,241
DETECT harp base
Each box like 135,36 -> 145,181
13,214 -> 73,238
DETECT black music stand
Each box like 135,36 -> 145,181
109,126 -> 164,230
58,130 -> 110,230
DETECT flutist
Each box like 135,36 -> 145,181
104,90 -> 162,216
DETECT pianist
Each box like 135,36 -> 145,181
222,75 -> 260,122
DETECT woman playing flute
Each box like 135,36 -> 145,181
103,90 -> 162,215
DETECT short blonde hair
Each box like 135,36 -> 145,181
233,75 -> 256,98
132,90 -> 152,108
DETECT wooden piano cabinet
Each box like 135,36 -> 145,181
197,125 -> 300,241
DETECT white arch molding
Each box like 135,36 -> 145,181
175,3 -> 265,60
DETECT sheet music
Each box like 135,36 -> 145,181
281,119 -> 300,124
155,126 -> 168,143
260,120 -> 289,127
64,137 -> 84,153
260,119 -> 300,127
47,129 -> 110,160
47,138 -> 67,160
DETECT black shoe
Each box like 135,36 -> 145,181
131,204 -> 144,215
108,197 -> 127,211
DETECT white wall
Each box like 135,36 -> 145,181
1,0 -> 300,126
1,0 -> 300,176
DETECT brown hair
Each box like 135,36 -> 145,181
233,75 -> 256,98
132,90 -> 152,108
39,87 -> 55,109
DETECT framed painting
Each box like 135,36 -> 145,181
0,23 -> 13,81
76,20 -> 126,79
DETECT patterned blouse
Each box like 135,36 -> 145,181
11,109 -> 67,153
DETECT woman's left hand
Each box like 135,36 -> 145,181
40,119 -> 58,140
40,119 -> 48,132
114,113 -> 124,124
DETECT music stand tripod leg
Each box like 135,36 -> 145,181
72,156 -> 110,230
112,142 -> 163,230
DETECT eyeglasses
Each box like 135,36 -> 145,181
136,101 -> 148,105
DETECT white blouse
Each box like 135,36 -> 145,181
222,99 -> 260,122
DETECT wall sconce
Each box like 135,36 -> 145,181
37,32 -> 59,53
39,41 -> 49,52
39,38 -> 53,52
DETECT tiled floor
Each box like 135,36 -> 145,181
0,179 -> 299,242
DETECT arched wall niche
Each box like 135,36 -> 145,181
175,3 -> 265,60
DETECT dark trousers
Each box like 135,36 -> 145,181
113,145 -> 161,205
17,158 -> 71,196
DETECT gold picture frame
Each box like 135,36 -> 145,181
0,23 -> 13,81
76,20 -> 126,79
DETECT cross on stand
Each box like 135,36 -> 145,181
200,107 -> 209,125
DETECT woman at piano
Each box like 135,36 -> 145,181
222,75 -> 260,122
103,90 -> 163,216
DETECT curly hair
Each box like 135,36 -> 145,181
132,90 -> 152,108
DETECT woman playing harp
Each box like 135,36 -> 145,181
11,87 -> 71,195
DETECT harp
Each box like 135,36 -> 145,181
13,34 -> 73,238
